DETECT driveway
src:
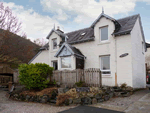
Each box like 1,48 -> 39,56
0,89 -> 150,113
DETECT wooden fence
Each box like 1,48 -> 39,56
52,68 -> 102,87
0,76 -> 13,86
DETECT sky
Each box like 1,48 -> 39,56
2,0 -> 150,42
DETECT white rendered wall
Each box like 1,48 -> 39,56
131,17 -> 146,88
31,50 -> 49,65
116,35 -> 133,87
72,17 -> 116,86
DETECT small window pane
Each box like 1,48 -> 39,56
61,57 -> 71,68
53,39 -> 57,49
52,61 -> 58,70
101,56 -> 110,70
101,27 -> 108,41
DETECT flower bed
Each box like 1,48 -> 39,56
10,85 -> 133,106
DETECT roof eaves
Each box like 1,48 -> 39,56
91,13 -> 117,28
28,51 -> 42,64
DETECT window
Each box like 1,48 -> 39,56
52,61 -> 58,70
100,26 -> 108,42
100,56 -> 111,75
61,57 -> 71,68
52,38 -> 57,49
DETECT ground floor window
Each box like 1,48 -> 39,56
100,55 -> 111,75
61,56 -> 71,68
52,61 -> 58,70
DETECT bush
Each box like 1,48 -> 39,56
75,81 -> 85,87
18,63 -> 54,90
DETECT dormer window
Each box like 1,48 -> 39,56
100,26 -> 108,42
52,38 -> 57,49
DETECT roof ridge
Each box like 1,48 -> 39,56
65,27 -> 91,35
117,14 -> 139,21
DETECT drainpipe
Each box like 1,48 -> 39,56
115,36 -> 117,86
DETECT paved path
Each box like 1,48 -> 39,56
0,89 -> 150,113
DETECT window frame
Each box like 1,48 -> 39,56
61,56 -> 72,69
52,38 -> 57,50
52,60 -> 58,70
99,26 -> 109,42
100,55 -> 111,75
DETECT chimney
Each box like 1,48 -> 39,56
56,26 -> 64,33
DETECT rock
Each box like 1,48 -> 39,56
20,95 -> 25,101
81,97 -> 92,105
65,88 -> 77,98
68,98 -> 73,104
73,98 -> 81,104
63,88 -> 70,93
64,99 -> 69,105
121,92 -> 130,97
92,98 -> 97,104
95,93 -> 102,100
97,99 -> 104,103
76,87 -> 90,92
109,92 -> 114,98
87,92 -> 95,98
90,87 -> 99,93
50,99 -> 56,103
126,86 -> 133,92
29,96 -> 35,102
114,92 -> 122,97
104,95 -> 110,101
40,95 -> 48,103
58,88 -> 64,94
25,95 -> 30,101
51,91 -> 58,99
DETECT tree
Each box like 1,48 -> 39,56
33,38 -> 48,46
0,2 -> 39,66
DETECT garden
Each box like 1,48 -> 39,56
10,63 -> 134,106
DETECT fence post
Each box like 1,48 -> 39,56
99,69 -> 102,87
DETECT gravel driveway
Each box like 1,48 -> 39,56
0,89 -> 150,113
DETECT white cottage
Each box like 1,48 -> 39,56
29,12 -> 147,88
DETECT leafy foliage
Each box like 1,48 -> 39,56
75,81 -> 85,87
18,63 -> 54,90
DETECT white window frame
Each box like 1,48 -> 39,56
99,26 -> 109,43
61,56 -> 72,69
52,38 -> 57,50
100,55 -> 111,76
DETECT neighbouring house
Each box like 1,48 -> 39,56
29,12 -> 147,88
0,29 -> 40,83
145,43 -> 150,72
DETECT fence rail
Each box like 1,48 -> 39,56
52,68 -> 102,87
0,76 -> 12,86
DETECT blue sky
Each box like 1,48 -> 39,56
2,0 -> 150,42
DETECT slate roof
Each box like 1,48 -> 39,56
114,14 -> 139,36
55,42 -> 85,58
65,27 -> 94,44
40,43 -> 49,50
63,14 -> 140,44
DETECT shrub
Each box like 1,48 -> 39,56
120,83 -> 127,89
75,81 -> 85,87
18,63 -> 54,90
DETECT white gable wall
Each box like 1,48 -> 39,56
131,17 -> 146,88
72,17 -> 116,86
49,32 -> 61,66
116,35 -> 133,86
30,50 -> 49,65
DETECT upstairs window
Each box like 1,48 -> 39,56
52,38 -> 57,49
100,26 -> 108,42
